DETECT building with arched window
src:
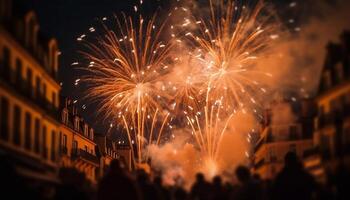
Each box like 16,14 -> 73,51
0,0 -> 61,185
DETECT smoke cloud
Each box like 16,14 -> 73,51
147,0 -> 350,186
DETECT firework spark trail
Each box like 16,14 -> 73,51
176,0 -> 279,175
81,13 -> 175,164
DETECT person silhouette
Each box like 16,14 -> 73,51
136,169 -> 161,200
153,176 -> 171,200
272,152 -> 317,200
212,176 -> 228,200
190,173 -> 212,200
97,159 -> 141,200
231,165 -> 263,200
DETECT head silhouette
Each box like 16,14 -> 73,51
235,165 -> 251,183
213,176 -> 222,186
284,151 -> 298,167
154,176 -> 162,186
136,169 -> 149,183
109,159 -> 122,174
195,173 -> 205,183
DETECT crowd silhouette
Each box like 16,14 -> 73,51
1,151 -> 349,200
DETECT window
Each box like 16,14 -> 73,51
84,124 -> 88,137
51,131 -> 56,161
13,105 -> 21,145
35,77 -> 41,99
52,92 -> 56,108
89,129 -> 94,140
74,117 -> 79,131
73,140 -> 78,153
42,126 -> 47,158
34,118 -> 40,153
26,68 -> 33,96
2,47 -> 10,77
25,112 -> 32,150
84,145 -> 88,152
42,83 -> 47,100
0,97 -> 9,140
62,110 -> 68,124
62,134 -> 67,147
15,58 -> 22,85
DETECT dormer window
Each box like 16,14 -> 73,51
61,109 -> 68,124
25,12 -> 38,49
74,117 -> 79,131
89,128 -> 94,140
84,124 -> 88,137
48,40 -> 58,78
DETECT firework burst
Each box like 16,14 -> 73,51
179,0 -> 279,174
81,13 -> 174,164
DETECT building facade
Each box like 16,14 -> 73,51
0,0 -> 135,187
304,31 -> 350,182
59,98 -> 99,183
95,133 -> 119,179
0,0 -> 60,184
253,101 -> 314,179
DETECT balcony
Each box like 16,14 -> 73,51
71,149 -> 99,165
0,65 -> 59,120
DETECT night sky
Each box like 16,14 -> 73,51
20,0 -> 312,134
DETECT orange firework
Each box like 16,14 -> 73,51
81,13 -> 174,164
181,0 -> 279,175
